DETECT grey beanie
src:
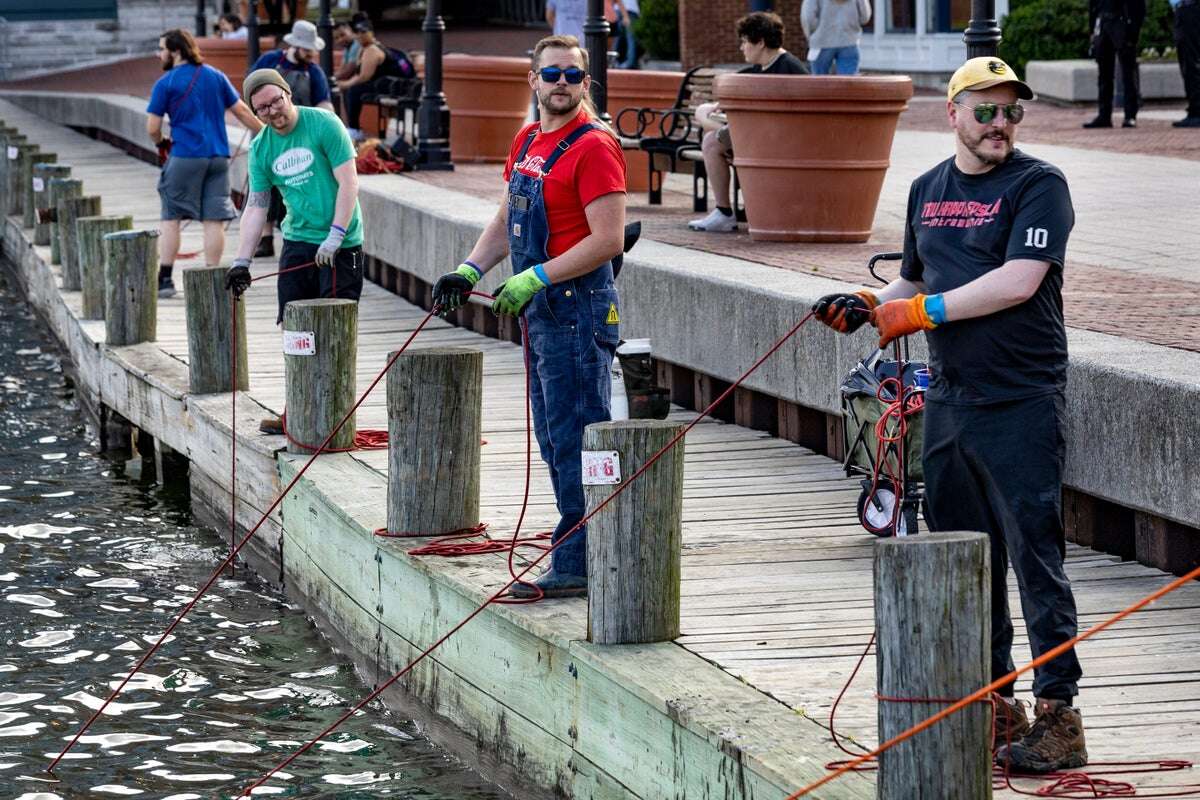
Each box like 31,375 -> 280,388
242,68 -> 292,106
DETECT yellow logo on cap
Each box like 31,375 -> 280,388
606,303 -> 619,324
988,60 -> 1006,75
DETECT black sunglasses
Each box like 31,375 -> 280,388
538,66 -> 586,84
956,101 -> 1025,125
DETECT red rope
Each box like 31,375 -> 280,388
278,411 -> 388,453
232,311 -> 819,796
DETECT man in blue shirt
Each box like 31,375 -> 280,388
147,29 -> 261,297
251,19 -> 335,258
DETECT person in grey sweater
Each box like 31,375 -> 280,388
802,0 -> 873,75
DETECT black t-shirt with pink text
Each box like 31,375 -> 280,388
901,150 -> 1075,406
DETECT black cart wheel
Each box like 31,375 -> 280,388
857,479 -> 915,537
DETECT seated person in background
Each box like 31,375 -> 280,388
336,15 -> 415,142
332,19 -> 362,82
688,11 -> 809,233
217,13 -> 247,40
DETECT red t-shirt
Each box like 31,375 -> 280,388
503,111 -> 627,259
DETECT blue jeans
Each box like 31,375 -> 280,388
525,268 -> 618,577
617,12 -> 639,69
813,46 -> 861,75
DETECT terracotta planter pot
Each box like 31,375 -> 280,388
715,75 -> 913,242
197,36 -> 277,95
606,68 -> 685,193
442,54 -> 533,163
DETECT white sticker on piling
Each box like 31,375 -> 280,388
7,146 -> 17,160
581,451 -> 621,485
282,330 -> 316,356
31,177 -> 44,192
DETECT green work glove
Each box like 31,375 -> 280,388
432,262 -> 482,314
491,266 -> 548,317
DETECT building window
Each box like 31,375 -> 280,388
928,0 -> 972,32
888,0 -> 916,32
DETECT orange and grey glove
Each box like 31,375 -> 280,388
813,290 -> 878,333
870,293 -> 944,347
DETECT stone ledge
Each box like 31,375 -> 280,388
1027,58 -> 1185,103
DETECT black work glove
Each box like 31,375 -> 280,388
432,263 -> 481,315
813,290 -> 878,334
225,259 -> 252,297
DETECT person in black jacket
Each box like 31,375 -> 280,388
1084,0 -> 1145,128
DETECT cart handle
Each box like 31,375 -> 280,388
868,252 -> 903,287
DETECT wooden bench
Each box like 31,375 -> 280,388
615,66 -> 744,219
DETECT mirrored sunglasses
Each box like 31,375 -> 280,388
957,101 -> 1025,125
538,66 -> 586,84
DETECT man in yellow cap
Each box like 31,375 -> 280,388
812,57 -> 1087,774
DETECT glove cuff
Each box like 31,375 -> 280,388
922,293 -> 947,326
232,258 -> 251,269
455,262 -> 483,285
854,290 -> 879,309
911,293 -> 938,329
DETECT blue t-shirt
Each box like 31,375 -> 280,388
251,50 -> 331,107
147,64 -> 239,158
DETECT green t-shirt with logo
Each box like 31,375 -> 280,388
248,106 -> 363,247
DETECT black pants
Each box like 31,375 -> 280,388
276,238 -> 364,324
1095,32 -> 1140,121
343,79 -> 388,131
922,393 -> 1082,702
1178,3 -> 1200,118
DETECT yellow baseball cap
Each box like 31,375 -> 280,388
946,57 -> 1033,103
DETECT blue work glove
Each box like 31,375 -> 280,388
432,262 -> 482,315
315,225 -> 346,267
491,266 -> 548,317
225,257 -> 252,296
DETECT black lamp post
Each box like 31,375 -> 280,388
195,0 -> 206,38
963,0 -> 1002,58
318,0 -> 334,79
583,0 -> 610,122
417,0 -> 453,170
246,4 -> 260,66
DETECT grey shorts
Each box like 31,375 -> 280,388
157,155 -> 236,221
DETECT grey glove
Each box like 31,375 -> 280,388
225,258 -> 252,296
316,225 -> 346,267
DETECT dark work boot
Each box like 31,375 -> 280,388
254,236 -> 275,259
991,693 -> 1031,749
509,569 -> 587,599
1082,116 -> 1113,129
995,698 -> 1088,774
157,275 -> 176,298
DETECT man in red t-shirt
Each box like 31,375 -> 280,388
433,34 -> 627,599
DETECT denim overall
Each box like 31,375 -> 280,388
508,123 -> 619,578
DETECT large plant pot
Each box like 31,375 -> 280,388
606,68 -> 684,193
443,54 -> 532,163
197,36 -> 277,95
715,75 -> 913,242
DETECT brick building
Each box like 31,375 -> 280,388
679,1 -> 808,68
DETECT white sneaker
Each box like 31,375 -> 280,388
687,208 -> 738,232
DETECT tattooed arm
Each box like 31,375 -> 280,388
235,189 -> 272,262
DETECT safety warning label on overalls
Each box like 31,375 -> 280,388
606,303 -> 619,324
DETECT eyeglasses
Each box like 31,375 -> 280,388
538,66 -> 586,84
253,95 -> 287,117
955,101 -> 1025,125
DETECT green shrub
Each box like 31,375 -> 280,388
999,0 -> 1090,77
1000,0 -> 1178,75
634,0 -> 680,62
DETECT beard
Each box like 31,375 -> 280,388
958,125 -> 1012,166
538,87 -> 583,117
160,54 -> 174,71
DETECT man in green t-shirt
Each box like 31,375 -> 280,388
226,68 -> 365,433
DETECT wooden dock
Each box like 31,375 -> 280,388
4,97 -> 1200,798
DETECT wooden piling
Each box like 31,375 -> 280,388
874,531 -> 991,800
282,298 -> 358,454
183,265 -> 249,394
23,151 -> 56,229
58,195 -> 101,291
46,177 -> 82,266
77,214 -> 133,320
103,229 -> 159,346
32,163 -> 70,246
0,131 -> 27,216
584,419 -> 686,644
385,347 -> 483,536
9,144 -> 40,219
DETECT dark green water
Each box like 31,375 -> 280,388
0,269 -> 509,799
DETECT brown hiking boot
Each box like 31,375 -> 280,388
995,698 -> 1088,774
259,416 -> 284,435
991,693 -> 1031,748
